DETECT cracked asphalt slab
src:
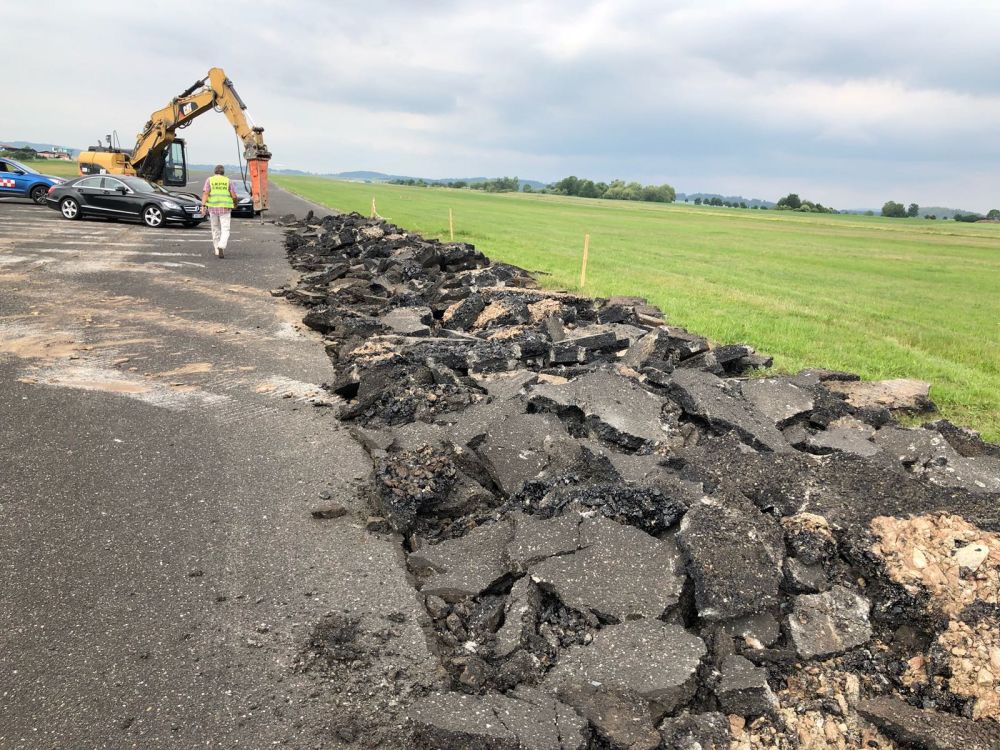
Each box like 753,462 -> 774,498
0,189 -> 439,748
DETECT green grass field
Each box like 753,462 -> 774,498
273,176 -> 1000,440
14,159 -> 79,177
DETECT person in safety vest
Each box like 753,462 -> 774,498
200,165 -> 239,258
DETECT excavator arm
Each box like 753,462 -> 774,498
130,68 -> 271,209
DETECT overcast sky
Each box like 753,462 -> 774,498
6,0 -> 1000,210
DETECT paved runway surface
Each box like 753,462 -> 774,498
0,189 -> 437,748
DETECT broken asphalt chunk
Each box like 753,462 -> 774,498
666,369 -> 790,452
676,495 -> 785,621
378,305 -> 433,337
739,377 -> 814,427
409,519 -> 514,602
529,516 -> 686,622
407,689 -> 587,750
793,421 -> 879,457
495,576 -> 542,659
310,502 -> 348,520
874,425 -> 1000,493
783,557 -> 829,593
714,654 -> 777,717
528,369 -> 671,451
548,619 -> 706,719
476,410 -> 582,498
555,682 -> 661,750
787,585 -> 872,659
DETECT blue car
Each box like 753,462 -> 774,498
0,157 -> 66,205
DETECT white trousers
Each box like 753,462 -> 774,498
209,212 -> 232,251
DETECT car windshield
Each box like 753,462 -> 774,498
232,180 -> 251,196
6,159 -> 38,174
121,176 -> 167,194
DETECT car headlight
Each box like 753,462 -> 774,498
50,178 -> 65,184
162,200 -> 180,210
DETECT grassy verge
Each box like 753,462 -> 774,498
273,176 -> 1000,440
14,159 -> 79,178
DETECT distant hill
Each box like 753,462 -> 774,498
328,170 -> 407,182
300,170 -> 548,190
191,163 -> 249,173
677,192 -> 775,208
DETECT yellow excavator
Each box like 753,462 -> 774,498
77,68 -> 271,211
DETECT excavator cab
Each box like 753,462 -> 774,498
162,140 -> 187,187
134,138 -> 188,187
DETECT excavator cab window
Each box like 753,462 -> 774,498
162,141 -> 187,187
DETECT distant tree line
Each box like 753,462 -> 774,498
692,196 -> 762,209
388,176 -> 521,192
472,176 -> 520,193
775,193 -> 836,213
542,176 -> 676,203
382,177 -> 999,221
882,201 -> 999,222
388,174 -> 677,203
389,178 -> 431,187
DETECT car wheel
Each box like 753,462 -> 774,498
60,197 -> 80,220
30,185 -> 48,205
142,204 -> 164,227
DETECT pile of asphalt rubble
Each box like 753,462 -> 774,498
277,211 -> 1000,750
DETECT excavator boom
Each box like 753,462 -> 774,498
79,68 -> 271,211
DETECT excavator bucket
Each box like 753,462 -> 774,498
248,158 -> 269,212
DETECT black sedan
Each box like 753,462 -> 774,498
45,175 -> 206,227
230,179 -> 259,218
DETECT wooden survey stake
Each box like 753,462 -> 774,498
580,233 -> 590,288
370,197 -> 377,219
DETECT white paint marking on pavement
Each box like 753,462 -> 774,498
0,223 -> 118,230
0,254 -> 40,265
32,248 -> 202,257
10,240 -> 211,248
0,231 -> 118,239
9,239 -> 230,247
0,221 -> 70,228
0,216 -> 97,221
0,222 -> 205,234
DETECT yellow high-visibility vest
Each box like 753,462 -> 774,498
206,175 -> 234,209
